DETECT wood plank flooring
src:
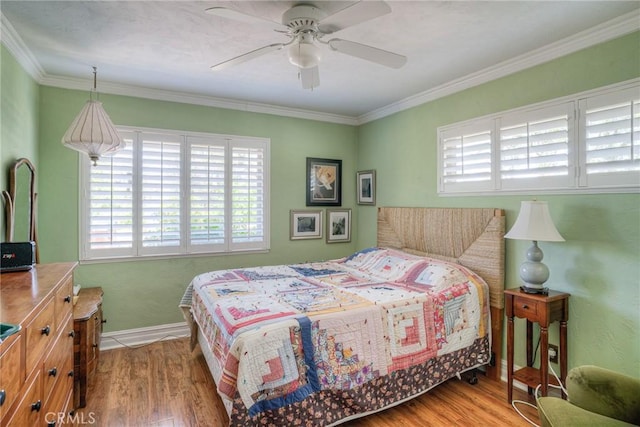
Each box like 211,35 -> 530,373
77,338 -> 541,426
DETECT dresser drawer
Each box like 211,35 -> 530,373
0,332 -> 24,423
54,276 -> 74,329
43,355 -> 74,427
43,315 -> 74,403
25,299 -> 56,375
4,369 -> 42,427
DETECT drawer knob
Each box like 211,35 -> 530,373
69,330 -> 75,338
522,304 -> 529,309
41,325 -> 51,336
68,370 -> 74,377
64,295 -> 72,303
0,389 -> 5,407
31,400 -> 41,412
48,367 -> 58,377
102,318 -> 107,324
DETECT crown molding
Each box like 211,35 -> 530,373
39,74 -> 359,125
0,12 -> 45,80
2,9 -> 638,126
357,10 -> 640,124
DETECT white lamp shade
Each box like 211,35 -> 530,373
504,201 -> 565,242
288,42 -> 321,69
61,99 -> 124,164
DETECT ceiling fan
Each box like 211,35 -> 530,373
206,1 -> 407,89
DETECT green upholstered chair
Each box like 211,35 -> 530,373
537,365 -> 640,427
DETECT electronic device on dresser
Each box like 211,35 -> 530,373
0,242 -> 36,272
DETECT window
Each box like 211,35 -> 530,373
438,121 -> 493,193
80,128 -> 270,260
498,103 -> 574,190
438,80 -> 639,195
579,87 -> 640,188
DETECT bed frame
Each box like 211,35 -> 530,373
377,207 -> 505,381
183,206 -> 506,424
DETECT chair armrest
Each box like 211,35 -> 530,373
537,397 -> 634,427
567,365 -> 640,425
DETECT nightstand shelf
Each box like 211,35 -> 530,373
505,288 -> 570,403
513,366 -> 561,390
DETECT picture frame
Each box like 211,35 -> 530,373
357,170 -> 376,205
290,210 -> 323,240
326,209 -> 351,243
306,157 -> 342,206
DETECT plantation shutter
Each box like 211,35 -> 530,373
188,137 -> 226,252
80,128 -> 269,260
84,134 -> 135,258
140,133 -> 183,254
579,87 -> 640,188
498,103 -> 573,190
439,121 -> 493,193
230,141 -> 268,250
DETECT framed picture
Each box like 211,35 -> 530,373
326,209 -> 351,243
357,170 -> 376,205
306,157 -> 342,206
290,210 -> 323,240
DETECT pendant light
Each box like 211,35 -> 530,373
61,67 -> 124,166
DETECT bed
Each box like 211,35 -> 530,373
180,207 -> 505,426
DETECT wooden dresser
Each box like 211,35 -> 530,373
0,262 -> 77,427
73,287 -> 103,408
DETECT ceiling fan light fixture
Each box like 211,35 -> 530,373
288,41 -> 321,69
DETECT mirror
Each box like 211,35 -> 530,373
2,158 -> 39,262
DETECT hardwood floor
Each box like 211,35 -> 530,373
77,338 -> 541,426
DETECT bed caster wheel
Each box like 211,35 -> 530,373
468,373 -> 478,385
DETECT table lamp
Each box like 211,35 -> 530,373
504,201 -> 565,293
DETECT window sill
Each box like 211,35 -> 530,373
79,248 -> 270,265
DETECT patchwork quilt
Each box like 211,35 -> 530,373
183,247 -> 491,425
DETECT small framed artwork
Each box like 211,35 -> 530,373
326,209 -> 351,243
357,170 -> 376,205
306,157 -> 342,206
290,210 -> 323,240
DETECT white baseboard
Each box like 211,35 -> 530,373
100,321 -> 190,351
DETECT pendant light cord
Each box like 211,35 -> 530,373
91,66 -> 99,101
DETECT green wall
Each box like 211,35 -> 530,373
2,31 -> 638,378
356,32 -> 640,377
0,45 -> 39,232
36,87 -> 358,332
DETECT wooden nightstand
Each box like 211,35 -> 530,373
73,287 -> 104,408
505,288 -> 569,403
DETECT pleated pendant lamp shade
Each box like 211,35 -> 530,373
61,68 -> 124,166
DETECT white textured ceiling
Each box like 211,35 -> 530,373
2,1 -> 639,122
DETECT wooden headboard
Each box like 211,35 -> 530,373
377,207 -> 505,380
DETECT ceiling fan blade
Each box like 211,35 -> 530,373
211,43 -> 285,71
300,66 -> 320,90
205,7 -> 284,31
328,39 -> 406,69
318,1 -> 391,34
